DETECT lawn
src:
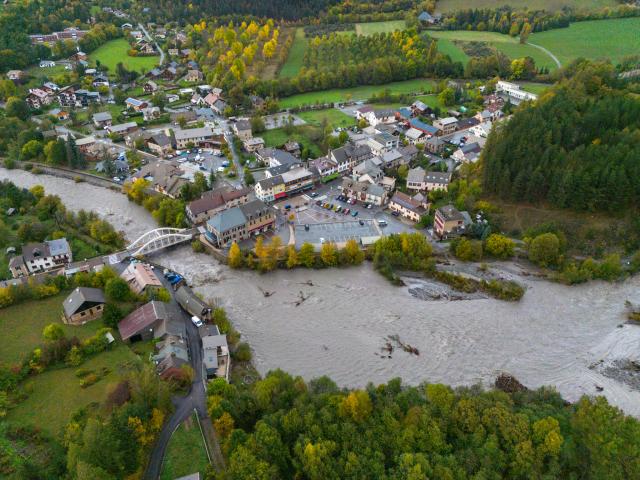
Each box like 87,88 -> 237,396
519,82 -> 551,95
428,30 -> 558,70
0,294 -> 105,365
7,343 -> 139,436
297,108 -> 355,128
262,126 -> 324,158
436,38 -> 470,64
435,0 -> 618,13
89,38 -> 159,75
530,18 -> 640,67
279,27 -> 307,78
355,20 -> 407,36
160,413 -> 210,480
278,78 -> 436,109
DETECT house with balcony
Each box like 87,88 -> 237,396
9,238 -> 72,278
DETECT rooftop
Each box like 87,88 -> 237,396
63,287 -> 105,317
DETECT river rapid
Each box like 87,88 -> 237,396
4,168 -> 640,416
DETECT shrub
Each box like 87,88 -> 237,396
485,234 -> 515,259
79,373 -> 99,388
454,238 -> 483,262
528,233 -> 561,267
233,342 -> 252,362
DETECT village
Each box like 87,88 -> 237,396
1,30 -> 533,386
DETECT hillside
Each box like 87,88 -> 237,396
482,61 -> 640,212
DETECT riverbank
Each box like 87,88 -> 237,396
3,167 -> 640,417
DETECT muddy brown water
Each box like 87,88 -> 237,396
4,168 -> 640,416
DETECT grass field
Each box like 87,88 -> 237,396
279,28 -> 307,78
160,413 -> 210,480
530,18 -> 640,67
262,126 -> 324,157
297,108 -> 355,128
278,78 -> 435,109
436,38 -> 470,64
7,344 -> 139,435
355,20 -> 407,36
519,82 -> 551,95
0,294 -> 106,365
89,38 -> 159,74
428,30 -> 558,70
435,0 -> 618,13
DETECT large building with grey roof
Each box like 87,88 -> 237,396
205,199 -> 275,247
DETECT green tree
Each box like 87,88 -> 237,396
43,323 -> 65,342
342,239 -> 364,265
101,303 -> 123,329
528,233 -> 560,267
438,87 -> 456,107
5,96 -> 29,120
105,277 -> 130,302
455,238 -> 483,261
299,242 -> 316,268
320,242 -> 338,267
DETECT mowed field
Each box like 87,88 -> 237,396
0,294 -> 103,365
278,78 -> 435,108
435,0 -> 618,12
89,38 -> 159,74
279,27 -> 307,78
428,30 -> 558,69
435,38 -> 470,64
355,20 -> 407,35
530,18 -> 640,66
297,108 -> 355,128
8,344 -> 139,435
160,414 -> 210,480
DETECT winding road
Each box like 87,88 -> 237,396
139,23 -> 165,66
527,41 -> 562,69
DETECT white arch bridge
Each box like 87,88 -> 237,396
126,227 -> 197,257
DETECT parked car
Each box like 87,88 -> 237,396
310,192 -> 319,198
191,316 -> 203,328
335,206 -> 342,213
343,208 -> 350,215
378,219 -> 387,226
391,211 -> 400,217
352,211 -> 358,217
315,200 -> 322,206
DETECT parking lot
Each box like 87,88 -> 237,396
294,219 -> 381,248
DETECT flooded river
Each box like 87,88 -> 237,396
4,168 -> 640,416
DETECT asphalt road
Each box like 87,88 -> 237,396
143,271 -> 225,480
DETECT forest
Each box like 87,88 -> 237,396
207,370 -> 640,480
256,29 -> 462,98
115,0 -> 341,23
191,19 -> 283,87
482,60 -> 640,212
0,0 -> 124,72
440,4 -> 640,35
